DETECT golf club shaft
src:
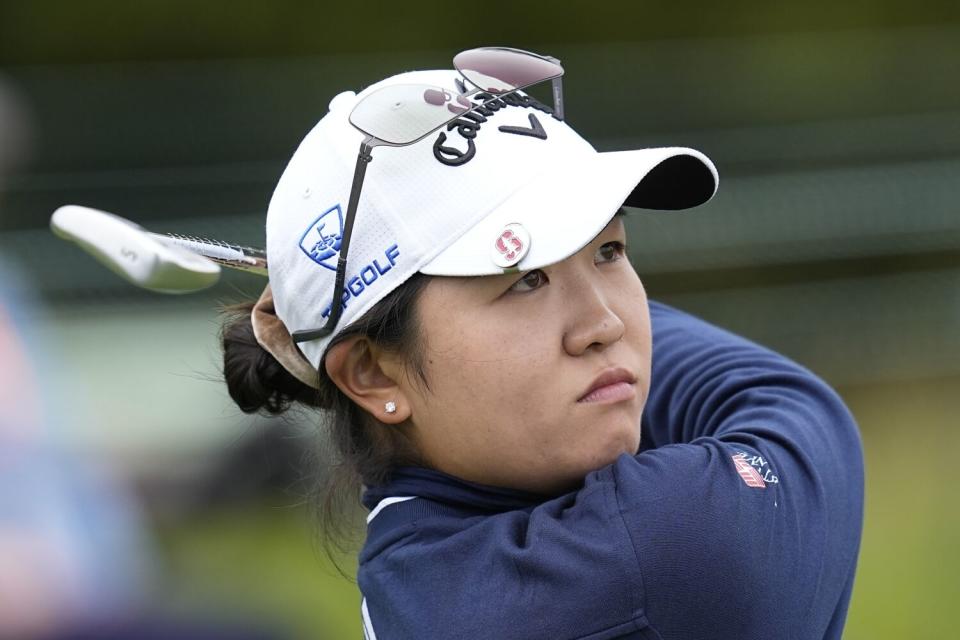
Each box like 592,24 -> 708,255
149,232 -> 268,276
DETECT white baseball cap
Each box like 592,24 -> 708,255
265,68 -> 718,371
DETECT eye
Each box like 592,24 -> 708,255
509,269 -> 548,293
596,241 -> 626,264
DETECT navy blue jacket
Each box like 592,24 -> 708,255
358,301 -> 864,639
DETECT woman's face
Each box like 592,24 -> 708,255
400,216 -> 652,495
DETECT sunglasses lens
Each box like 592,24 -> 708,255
350,49 -> 562,145
350,83 -> 469,145
454,48 -> 562,94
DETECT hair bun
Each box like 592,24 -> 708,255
220,301 -> 321,414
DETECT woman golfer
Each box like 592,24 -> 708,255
221,48 -> 864,639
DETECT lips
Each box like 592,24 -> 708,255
577,367 -> 637,403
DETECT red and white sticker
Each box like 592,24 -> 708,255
732,452 -> 766,488
491,223 -> 531,268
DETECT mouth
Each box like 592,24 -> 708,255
577,367 -> 638,404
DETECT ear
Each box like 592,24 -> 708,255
323,336 -> 411,425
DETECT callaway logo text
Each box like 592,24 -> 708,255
433,91 -> 554,166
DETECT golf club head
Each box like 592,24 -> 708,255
50,205 -> 221,294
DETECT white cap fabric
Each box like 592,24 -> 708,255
266,69 -> 718,371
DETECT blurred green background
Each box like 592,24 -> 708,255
0,1 -> 958,637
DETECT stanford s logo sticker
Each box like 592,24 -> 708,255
491,223 -> 531,268
496,230 -> 523,262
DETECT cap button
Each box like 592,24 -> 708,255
328,90 -> 357,112
491,223 -> 531,269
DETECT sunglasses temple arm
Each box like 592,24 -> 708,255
541,55 -> 565,121
292,138 -> 375,344
550,76 -> 565,121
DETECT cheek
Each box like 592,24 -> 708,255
621,274 -> 652,371
424,318 -> 555,423
414,312 -> 565,466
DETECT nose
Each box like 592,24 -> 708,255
562,278 -> 625,356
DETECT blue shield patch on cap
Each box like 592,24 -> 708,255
299,204 -> 343,271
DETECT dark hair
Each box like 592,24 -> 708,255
219,273 -> 432,561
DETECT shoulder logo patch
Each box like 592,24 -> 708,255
731,451 -> 780,489
732,452 -> 766,488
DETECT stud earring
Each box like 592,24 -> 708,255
384,401 -> 397,414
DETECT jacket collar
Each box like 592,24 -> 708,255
362,465 -> 553,515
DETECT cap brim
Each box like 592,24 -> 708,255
420,146 -> 718,276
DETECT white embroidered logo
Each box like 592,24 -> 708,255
731,451 -> 780,489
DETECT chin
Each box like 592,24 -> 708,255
590,424 -> 641,469
534,424 -> 642,495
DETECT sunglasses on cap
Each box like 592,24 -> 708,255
290,46 -> 565,345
